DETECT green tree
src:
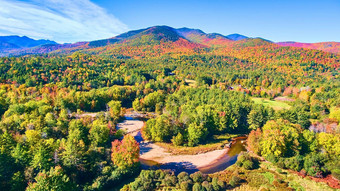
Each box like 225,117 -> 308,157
260,119 -> 302,157
188,123 -> 208,147
107,100 -> 121,120
171,132 -> 184,146
89,119 -> 110,147
26,166 -> 76,191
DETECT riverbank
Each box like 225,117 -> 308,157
154,134 -> 242,155
117,112 -> 247,173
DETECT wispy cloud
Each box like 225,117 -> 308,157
0,0 -> 128,43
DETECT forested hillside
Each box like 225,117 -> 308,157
0,26 -> 339,190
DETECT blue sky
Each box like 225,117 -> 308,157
0,0 -> 339,43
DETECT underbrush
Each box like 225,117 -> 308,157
211,152 -> 335,191
156,134 -> 239,155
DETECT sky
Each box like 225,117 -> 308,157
0,0 -> 339,43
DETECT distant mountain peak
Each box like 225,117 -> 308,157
226,34 -> 248,41
4,25 -> 338,56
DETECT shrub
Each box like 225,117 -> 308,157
202,181 -> 213,191
236,152 -> 258,170
193,183 -> 204,191
212,177 -> 220,191
325,159 -> 340,180
229,175 -> 241,188
284,156 -> 303,171
162,174 -> 177,187
243,160 -> 255,170
303,153 -> 328,177
265,154 -> 278,163
172,133 -> 184,146
177,171 -> 190,183
190,171 -> 205,183
276,158 -> 286,169
180,181 -> 191,191
331,169 -> 340,180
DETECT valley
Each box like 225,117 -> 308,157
0,25 -> 338,191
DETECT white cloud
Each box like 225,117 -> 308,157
0,0 -> 128,43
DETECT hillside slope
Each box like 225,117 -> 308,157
277,41 -> 340,54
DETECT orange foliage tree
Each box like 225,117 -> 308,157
111,134 -> 140,169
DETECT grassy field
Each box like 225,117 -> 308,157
156,134 -> 239,155
251,97 -> 291,110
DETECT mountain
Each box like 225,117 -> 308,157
226,33 -> 248,41
86,26 -> 206,58
277,41 -> 340,54
0,35 -> 56,48
2,25 -> 339,57
0,35 -> 57,56
175,27 -> 233,46
2,26 -> 245,56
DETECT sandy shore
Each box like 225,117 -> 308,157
116,119 -> 144,136
117,114 -> 229,169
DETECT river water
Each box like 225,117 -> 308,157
120,115 -> 247,174
139,137 -> 247,174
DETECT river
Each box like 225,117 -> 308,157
117,114 -> 247,174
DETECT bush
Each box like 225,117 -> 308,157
177,171 -> 190,183
303,153 -> 328,177
202,181 -> 213,191
265,154 -> 278,163
123,169 -> 226,190
331,169 -> 340,180
243,160 -> 255,170
180,181 -> 191,191
190,171 -> 205,183
193,183 -> 204,191
325,159 -> 340,180
236,152 -> 258,170
276,158 -> 286,169
212,177 -> 220,191
284,156 -> 303,171
172,133 -> 184,146
162,174 -> 177,187
229,176 -> 241,188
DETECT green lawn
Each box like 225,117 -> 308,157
252,97 -> 291,110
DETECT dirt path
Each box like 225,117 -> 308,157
117,113 -> 229,169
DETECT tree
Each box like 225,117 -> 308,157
107,100 -> 121,121
61,120 -> 88,168
31,140 -> 55,171
317,132 -> 340,156
329,107 -> 340,124
144,116 -> 173,142
111,135 -> 139,169
301,130 -> 319,154
260,119 -> 302,157
188,123 -> 208,147
171,133 -> 184,146
247,105 -> 268,130
45,113 -> 56,127
89,119 -> 110,147
303,153 -> 328,177
247,128 -> 262,155
26,166 -> 76,191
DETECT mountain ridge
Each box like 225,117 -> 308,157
1,26 -> 339,56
